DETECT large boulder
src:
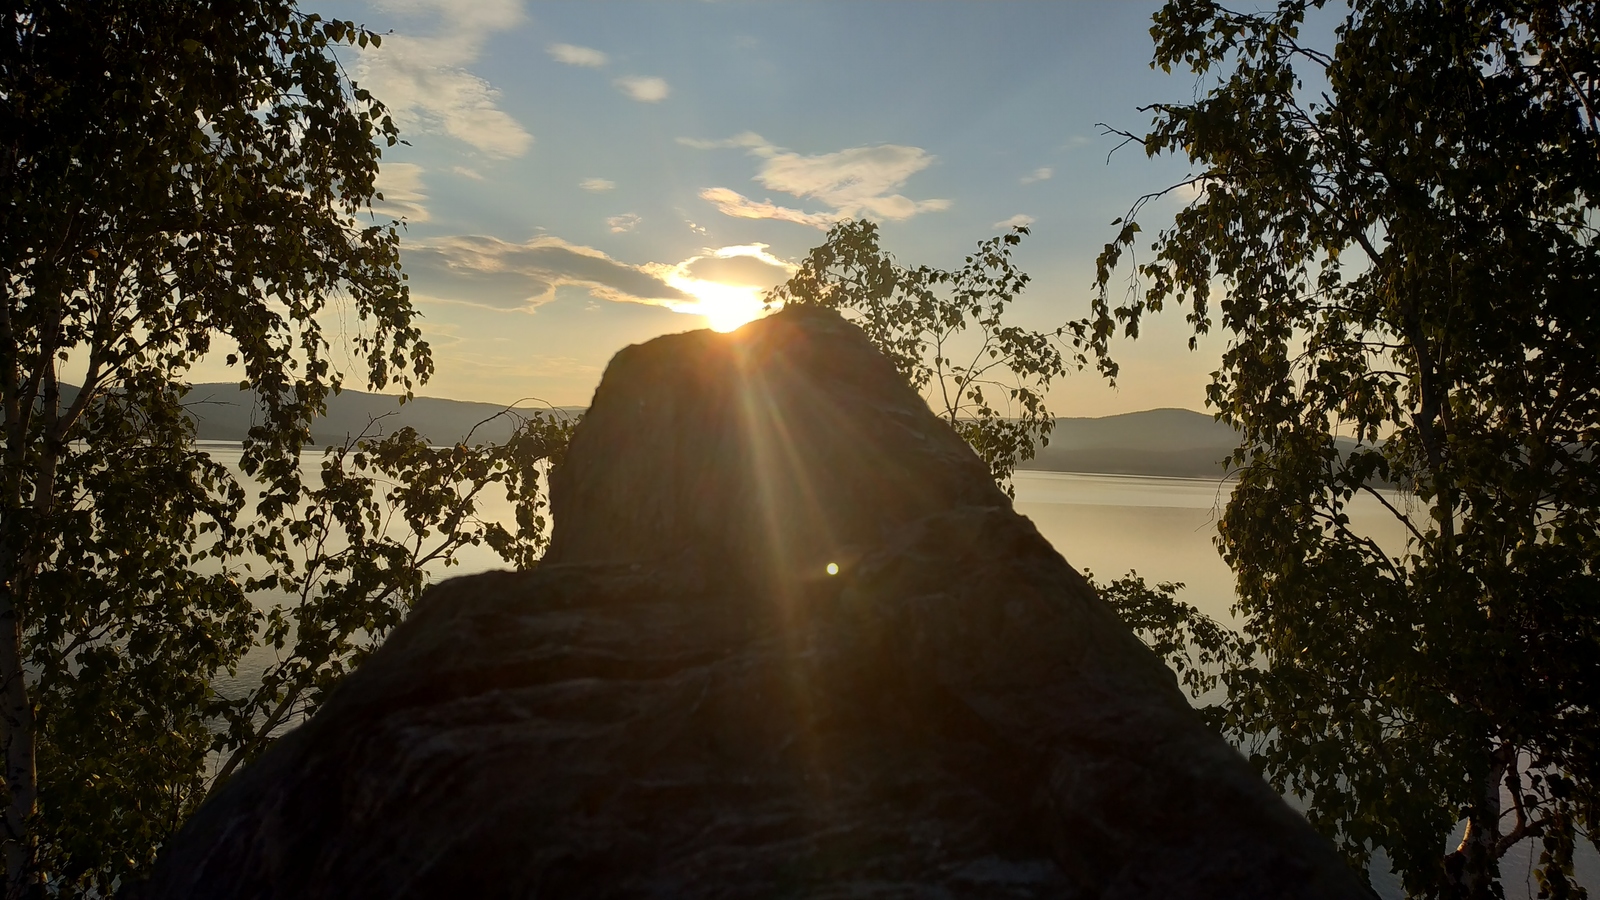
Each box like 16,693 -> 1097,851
139,307 -> 1372,899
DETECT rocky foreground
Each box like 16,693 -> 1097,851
136,307 -> 1371,899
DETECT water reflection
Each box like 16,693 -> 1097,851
1010,471 -> 1596,899
1014,470 -> 1418,623
1014,471 -> 1237,621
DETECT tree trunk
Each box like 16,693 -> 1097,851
0,552 -> 36,900
1442,746 -> 1512,900
0,337 -> 39,896
1,294 -> 54,896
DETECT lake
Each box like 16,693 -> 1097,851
1013,471 -> 1597,900
197,448 -> 1591,897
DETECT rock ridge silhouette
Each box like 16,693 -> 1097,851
137,306 -> 1371,899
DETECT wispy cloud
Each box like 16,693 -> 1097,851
615,76 -> 670,102
354,0 -> 533,158
993,214 -> 1035,230
579,177 -> 616,192
675,244 -> 796,287
547,43 -> 607,67
698,187 -> 841,229
1020,167 -> 1053,185
541,43 -> 668,105
684,132 -> 949,228
451,165 -> 485,180
403,234 -> 693,311
607,213 -> 641,233
372,163 -> 431,222
677,133 -> 770,151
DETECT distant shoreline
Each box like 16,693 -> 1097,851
181,390 -> 1246,481
197,437 -> 1236,481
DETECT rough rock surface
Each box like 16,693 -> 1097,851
140,308 -> 1372,899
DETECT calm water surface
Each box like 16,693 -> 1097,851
197,449 -> 1591,896
1014,469 -> 1416,623
1013,471 -> 1239,621
1013,471 -> 1595,899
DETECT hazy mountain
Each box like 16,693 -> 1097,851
1023,408 -> 1241,479
177,383 -> 579,447
70,382 -> 1248,477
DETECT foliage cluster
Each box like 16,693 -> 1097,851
11,3 -> 1600,900
1090,572 -> 1252,702
1,2 -> 570,895
768,220 -> 1083,491
1092,1 -> 1600,896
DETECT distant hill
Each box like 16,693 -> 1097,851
176,383 -> 580,447
78,382 -> 1246,477
1021,408 -> 1241,479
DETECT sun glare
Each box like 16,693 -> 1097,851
671,277 -> 768,332
657,244 -> 795,332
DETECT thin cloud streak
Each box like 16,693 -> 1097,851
607,213 -> 642,233
547,43 -> 608,67
355,0 -> 533,158
685,132 -> 950,226
403,234 -> 693,312
372,162 -> 431,222
699,187 -> 841,230
615,76 -> 670,102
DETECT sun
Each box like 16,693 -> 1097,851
666,276 -> 770,332
654,243 -> 795,332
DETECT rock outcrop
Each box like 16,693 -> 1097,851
139,307 -> 1371,899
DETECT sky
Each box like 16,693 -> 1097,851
293,0 -> 1227,417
